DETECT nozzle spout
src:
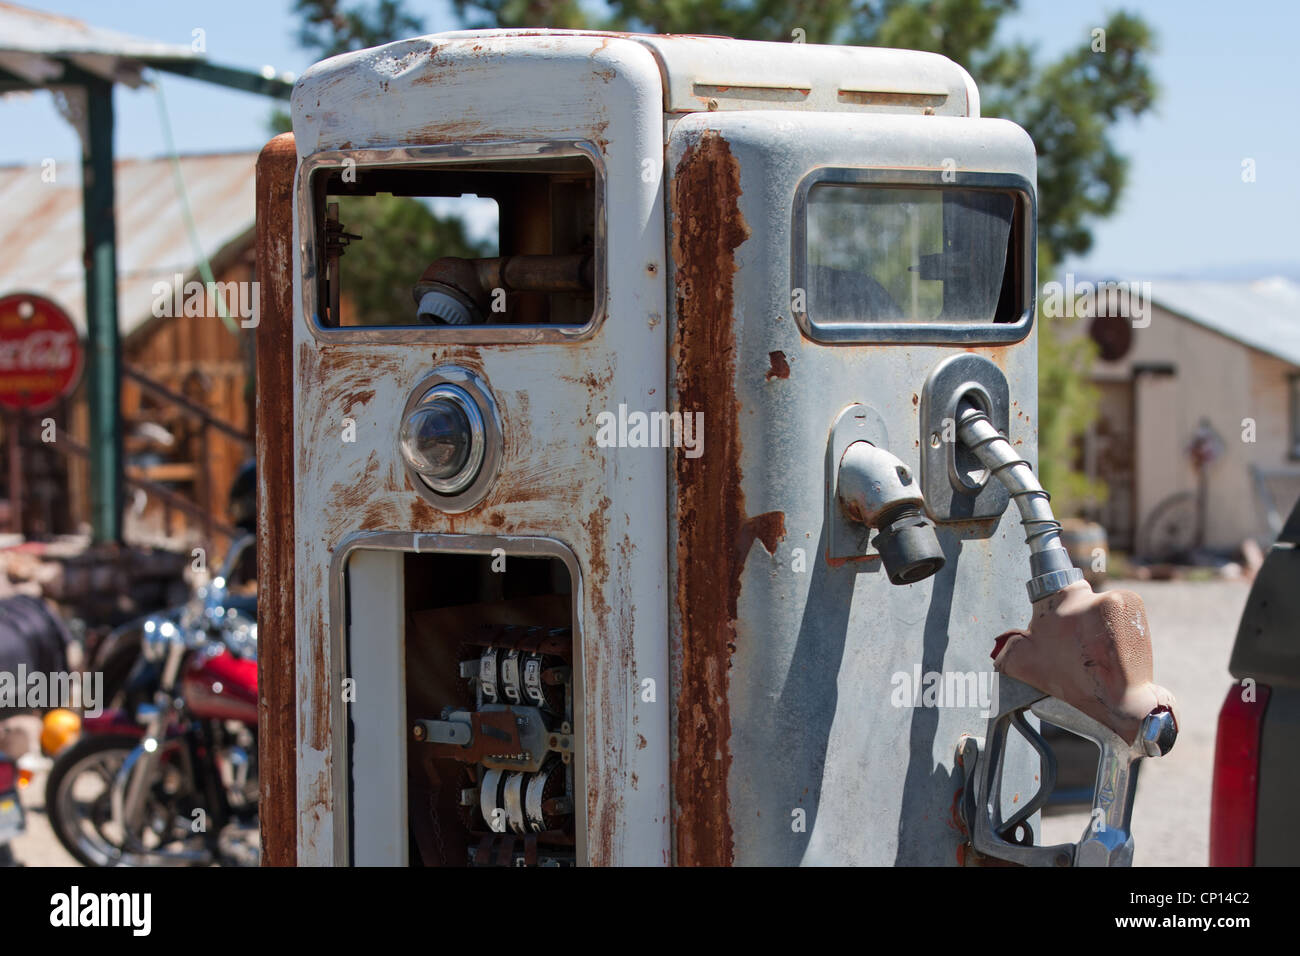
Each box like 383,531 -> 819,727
837,441 -> 944,585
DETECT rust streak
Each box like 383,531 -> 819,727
307,562 -> 328,753
671,130 -> 750,866
341,388 -> 375,416
579,496 -> 619,863
254,132 -> 298,867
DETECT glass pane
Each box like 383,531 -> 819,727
806,184 -> 1015,325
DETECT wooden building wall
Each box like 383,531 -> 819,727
58,241 -> 257,547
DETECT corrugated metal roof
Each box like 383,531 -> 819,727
0,2 -> 195,87
0,151 -> 257,337
1152,277 -> 1300,368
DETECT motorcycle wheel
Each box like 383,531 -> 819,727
45,733 -> 202,867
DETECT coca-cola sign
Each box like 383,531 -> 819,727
0,293 -> 84,411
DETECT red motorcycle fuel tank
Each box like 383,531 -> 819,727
182,649 -> 259,724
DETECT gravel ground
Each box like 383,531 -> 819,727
3,577 -> 1251,868
1040,577 -> 1251,867
7,767 -> 258,867
9,767 -> 77,866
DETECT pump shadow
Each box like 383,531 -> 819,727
892,531 -> 964,864
766,524 -> 987,864
763,526 -> 878,863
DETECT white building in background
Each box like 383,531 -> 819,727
1080,277 -> 1300,557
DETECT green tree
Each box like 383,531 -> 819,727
333,195 -> 490,326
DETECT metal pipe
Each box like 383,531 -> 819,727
413,254 -> 595,325
956,401 -> 1082,602
478,254 -> 594,294
82,75 -> 123,543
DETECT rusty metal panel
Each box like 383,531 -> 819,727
254,131 -> 298,867
668,130 -> 749,866
289,34 -> 670,865
427,31 -> 979,118
666,110 -> 1040,865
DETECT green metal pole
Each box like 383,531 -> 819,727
82,77 -> 122,543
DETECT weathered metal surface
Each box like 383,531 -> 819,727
429,30 -> 978,119
668,130 -> 750,866
255,131 -> 298,867
290,34 -> 670,865
286,28 -> 1042,866
631,35 -> 977,117
666,108 -> 1041,865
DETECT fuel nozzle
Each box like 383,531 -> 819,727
951,401 -> 1178,868
836,441 -> 944,584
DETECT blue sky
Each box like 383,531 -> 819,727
2,0 -> 1296,280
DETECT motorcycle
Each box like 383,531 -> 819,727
45,534 -> 259,866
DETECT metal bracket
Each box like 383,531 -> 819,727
825,403 -> 889,561
919,354 -> 1011,522
416,711 -> 473,746
415,706 -> 575,773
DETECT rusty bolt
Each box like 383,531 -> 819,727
707,97 -> 720,111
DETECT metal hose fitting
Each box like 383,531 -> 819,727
956,401 -> 1082,602
837,441 -> 945,585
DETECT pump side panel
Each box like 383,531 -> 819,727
668,110 -> 1040,865
255,132 -> 298,868
289,36 -> 670,865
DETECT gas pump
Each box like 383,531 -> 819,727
256,29 -> 1176,866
